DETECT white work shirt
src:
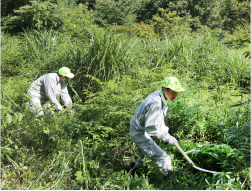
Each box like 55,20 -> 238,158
27,73 -> 72,110
130,90 -> 169,140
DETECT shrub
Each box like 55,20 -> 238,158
150,8 -> 192,37
93,0 -> 138,26
2,1 -> 94,35
58,3 -> 95,39
226,25 -> 250,48
1,0 -> 29,17
2,0 -> 63,33
115,22 -> 156,38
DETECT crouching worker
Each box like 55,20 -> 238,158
129,77 -> 185,177
27,67 -> 74,117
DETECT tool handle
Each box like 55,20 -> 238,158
164,130 -> 225,174
164,130 -> 194,165
173,141 -> 194,165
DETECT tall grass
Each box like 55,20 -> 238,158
21,29 -> 65,76
2,28 -> 249,99
1,33 -> 24,76
1,27 -> 250,190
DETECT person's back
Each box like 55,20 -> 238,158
28,73 -> 68,101
130,90 -> 166,134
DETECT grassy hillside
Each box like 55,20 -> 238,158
1,1 -> 250,190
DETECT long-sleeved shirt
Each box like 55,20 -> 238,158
27,73 -> 72,110
130,90 -> 170,140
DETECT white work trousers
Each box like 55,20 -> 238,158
130,126 -> 172,176
29,97 -> 53,117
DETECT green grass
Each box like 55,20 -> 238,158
1,26 -> 250,190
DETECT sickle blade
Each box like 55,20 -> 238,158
193,165 -> 222,174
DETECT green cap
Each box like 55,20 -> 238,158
58,67 -> 74,78
162,77 -> 185,92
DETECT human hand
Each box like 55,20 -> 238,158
163,129 -> 177,144
168,136 -> 178,145
163,135 -> 178,145
163,126 -> 169,133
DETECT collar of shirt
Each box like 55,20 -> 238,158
159,89 -> 169,107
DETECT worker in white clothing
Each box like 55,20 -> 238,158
129,77 -> 185,177
27,67 -> 74,117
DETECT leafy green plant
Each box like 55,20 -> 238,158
115,21 -> 156,38
1,145 -> 12,164
150,8 -> 192,37
225,25 -> 250,49
93,0 -> 139,26
1,33 -> 24,76
2,0 -> 62,32
1,4 -> 250,189
165,91 -> 205,140
57,3 -> 95,39
1,0 -> 30,17
186,142 -> 245,172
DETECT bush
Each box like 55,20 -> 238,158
1,0 -> 29,17
2,1 -> 94,35
2,0 -> 63,33
114,22 -> 156,38
58,3 -> 95,39
225,24 -> 250,57
150,8 -> 192,37
93,0 -> 139,26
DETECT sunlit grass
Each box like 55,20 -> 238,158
1,27 -> 250,190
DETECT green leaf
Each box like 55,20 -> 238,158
74,171 -> 85,183
6,114 -> 12,124
74,171 -> 83,177
43,128 -> 50,134
13,113 -> 18,123
18,113 -> 23,122
7,138 -> 13,144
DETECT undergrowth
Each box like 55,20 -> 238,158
1,26 -> 250,190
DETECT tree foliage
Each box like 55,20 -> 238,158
1,0 -> 30,17
225,24 -> 250,48
1,0 -> 249,35
150,8 -> 192,37
2,0 -> 62,33
135,0 -> 250,34
168,0 -> 250,33
93,0 -> 139,26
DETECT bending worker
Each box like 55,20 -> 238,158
129,77 -> 185,177
27,67 -> 74,117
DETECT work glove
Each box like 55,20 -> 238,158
163,135 -> 178,145
163,126 -> 169,133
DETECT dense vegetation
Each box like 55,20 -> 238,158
1,0 -> 250,189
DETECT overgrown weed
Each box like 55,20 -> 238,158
1,27 -> 250,190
